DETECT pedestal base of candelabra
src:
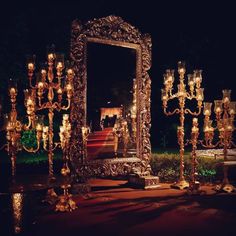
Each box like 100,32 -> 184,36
55,185 -> 77,212
214,183 -> 235,193
187,181 -> 206,195
171,179 -> 189,190
42,188 -> 58,205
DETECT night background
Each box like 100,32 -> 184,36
0,0 -> 235,148
1,1 -> 236,235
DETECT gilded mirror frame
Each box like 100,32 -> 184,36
69,16 -> 152,177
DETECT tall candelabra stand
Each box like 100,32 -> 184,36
186,118 -> 205,195
199,90 -> 236,193
26,51 -> 74,180
55,114 -> 77,212
161,61 -> 204,189
81,126 -> 90,160
0,86 -> 22,179
0,85 -> 43,180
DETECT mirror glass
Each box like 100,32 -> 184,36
86,43 -> 137,160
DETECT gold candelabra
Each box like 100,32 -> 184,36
0,82 -> 46,180
186,118 -> 204,194
81,126 -> 90,160
199,90 -> 236,192
55,114 -> 77,212
26,49 -> 74,180
161,61 -> 204,189
0,85 -> 22,179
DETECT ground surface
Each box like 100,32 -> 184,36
28,178 -> 236,236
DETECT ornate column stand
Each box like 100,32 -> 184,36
55,114 -> 77,212
161,61 -> 204,189
199,90 -> 236,193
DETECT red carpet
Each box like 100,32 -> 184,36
87,128 -> 115,159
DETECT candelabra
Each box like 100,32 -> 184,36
199,90 -> 235,192
55,114 -> 77,212
0,86 -> 22,179
0,85 -> 43,179
81,126 -> 90,160
186,118 -> 204,194
161,61 -> 204,189
26,49 -> 74,180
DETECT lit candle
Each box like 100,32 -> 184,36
189,80 -> 194,86
192,126 -> 199,133
48,53 -> 54,60
219,127 -> 225,132
229,109 -> 235,115
60,126 -> 65,133
204,109 -> 210,116
63,114 -> 69,121
162,95 -> 167,101
36,123 -> 43,132
57,87 -> 63,95
10,87 -> 16,96
227,125 -> 233,131
6,122 -> 13,131
193,118 -> 198,124
67,68 -> 73,75
43,126 -> 49,133
178,61 -> 185,74
223,97 -> 229,103
204,126 -> 210,132
27,98 -> 33,106
28,63 -> 34,70
216,107 -> 221,113
56,62 -> 63,69
66,83 -> 72,91
41,69 -> 47,76
38,82 -> 44,89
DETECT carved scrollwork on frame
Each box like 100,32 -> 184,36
70,15 -> 152,177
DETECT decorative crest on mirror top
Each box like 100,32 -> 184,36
70,15 -> 152,177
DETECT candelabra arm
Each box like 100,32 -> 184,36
184,106 -> 202,116
61,99 -> 71,111
198,139 -> 221,149
185,139 -> 191,146
37,102 -> 50,110
163,107 -> 180,116
186,92 -> 193,100
22,141 -> 41,153
52,142 -> 61,151
24,116 -> 32,130
43,145 -> 49,152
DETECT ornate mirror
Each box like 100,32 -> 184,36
70,16 -> 152,177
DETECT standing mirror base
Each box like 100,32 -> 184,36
128,175 -> 160,189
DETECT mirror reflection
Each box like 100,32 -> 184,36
85,43 -> 137,160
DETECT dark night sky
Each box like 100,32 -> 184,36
0,0 -> 235,148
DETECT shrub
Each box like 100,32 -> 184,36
151,152 -> 222,183
21,129 -> 37,150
